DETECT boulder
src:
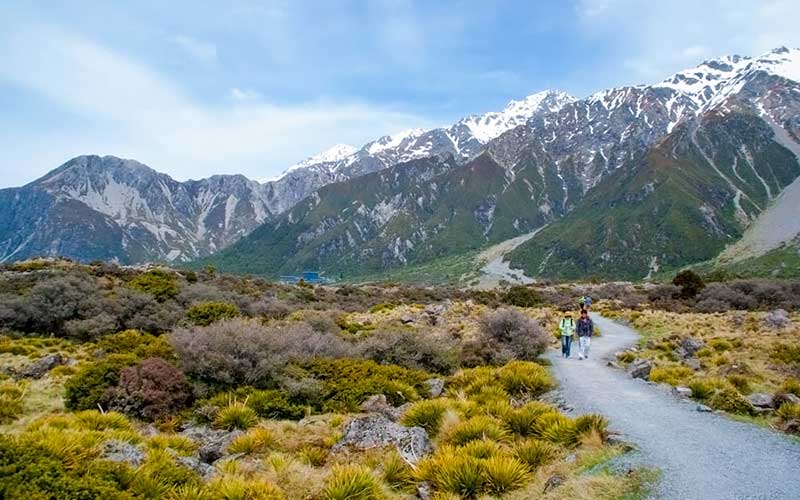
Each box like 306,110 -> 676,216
180,425 -> 243,464
680,337 -> 705,357
674,386 -> 693,398
424,378 -> 445,398
333,414 -> 432,464
176,455 -> 215,480
102,440 -> 145,467
628,359 -> 652,380
19,353 -> 64,378
360,395 -> 410,421
399,314 -> 415,325
762,309 -> 791,329
747,393 -> 776,409
683,358 -> 702,371
774,393 -> 800,407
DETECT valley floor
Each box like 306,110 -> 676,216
550,315 -> 800,500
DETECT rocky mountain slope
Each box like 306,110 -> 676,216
207,47 -> 800,280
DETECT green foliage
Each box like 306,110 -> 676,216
186,302 -> 240,326
502,286 -> 542,307
502,401 -> 555,437
687,377 -> 729,400
64,354 -> 138,411
420,450 -> 484,498
129,270 -> 179,301
205,475 -> 284,500
481,455 -> 530,495
513,439 -> 559,469
400,399 -> 450,435
380,451 -> 412,490
214,401 -> 259,431
246,389 -> 306,420
777,402 -> 800,423
780,378 -> 800,397
726,374 -> 752,394
649,366 -> 693,386
226,427 -> 276,455
458,439 -> 503,459
322,465 -> 384,500
672,270 -> 705,298
444,416 -> 509,446
497,361 -> 554,397
709,338 -> 732,352
574,414 -> 609,441
96,330 -> 175,360
368,303 -> 396,314
0,381 -> 25,424
708,386 -> 755,415
533,413 -> 579,446
771,343 -> 800,368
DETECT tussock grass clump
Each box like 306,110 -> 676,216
214,401 -> 259,431
481,455 -> 530,495
498,361 -> 554,397
776,403 -> 800,423
417,449 -> 484,498
574,414 -> 610,442
147,434 -> 198,456
322,465 -> 384,500
780,378 -> 800,397
0,380 -> 26,424
708,338 -> 732,352
708,386 -> 755,415
533,413 -> 578,446
401,399 -> 450,435
649,366 -> 693,386
298,445 -> 328,467
74,410 -> 132,432
458,438 -> 504,459
502,401 -> 554,436
444,415 -> 510,446
687,377 -> 729,400
726,374 -> 752,394
513,438 -> 559,469
207,474 -> 286,500
380,451 -> 412,490
227,427 -> 277,455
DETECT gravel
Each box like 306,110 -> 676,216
548,315 -> 800,500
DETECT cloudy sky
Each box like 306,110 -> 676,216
1,0 -> 799,187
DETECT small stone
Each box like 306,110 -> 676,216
747,393 -> 775,409
696,404 -> 713,413
399,314 -> 414,324
684,358 -> 702,371
424,378 -> 445,398
416,481 -> 433,500
564,453 -> 577,464
674,386 -> 693,398
628,359 -> 652,380
102,440 -> 145,467
19,353 -> 64,378
774,393 -> 800,407
681,337 -> 705,357
180,425 -> 243,464
543,474 -> 565,493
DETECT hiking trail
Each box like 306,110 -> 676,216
548,314 -> 800,500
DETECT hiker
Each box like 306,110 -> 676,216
576,309 -> 594,360
583,295 -> 592,311
578,295 -> 587,311
559,310 -> 575,358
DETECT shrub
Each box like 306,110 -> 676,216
467,309 -> 549,366
687,377 -> 729,400
771,343 -> 800,368
423,451 -> 484,498
322,465 -> 383,500
358,328 -> 459,374
444,416 -> 509,446
170,319 -> 350,389
401,399 -> 450,435
709,338 -> 733,352
64,354 -> 138,411
380,451 -> 412,490
482,455 -> 530,494
206,475 -> 285,500
369,303 -> 396,314
186,302 -> 240,326
0,393 -> 24,424
672,270 -> 705,298
513,439 -> 559,469
106,357 -> 193,421
726,374 -> 752,394
247,389 -> 306,420
708,386 -> 755,415
649,366 -> 693,386
777,403 -> 800,423
96,330 -> 175,360
458,439 -> 503,459
214,401 -> 259,431
129,269 -> 180,301
503,286 -> 542,307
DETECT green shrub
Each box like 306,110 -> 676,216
64,354 -> 138,411
672,270 -> 705,298
777,403 -> 800,423
444,416 -> 509,446
247,389 -> 306,420
771,344 -> 800,368
708,386 -> 755,415
322,465 -> 383,500
482,455 -> 530,495
206,475 -> 284,500
96,330 -> 174,360
649,366 -> 693,386
226,427 -> 276,455
687,377 -> 729,400
709,339 -> 732,352
574,414 -> 609,441
380,451 -> 412,491
423,452 -> 484,498
186,302 -> 240,326
513,439 -> 559,469
0,393 -> 24,424
401,399 -> 450,435
369,303 -> 396,314
458,439 -> 503,459
129,269 -> 179,301
726,375 -> 752,394
695,348 -> 712,358
502,286 -> 543,307
214,402 -> 258,431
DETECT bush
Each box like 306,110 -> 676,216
672,270 -> 705,298
708,386 -> 755,415
64,354 -> 138,411
214,401 -> 258,431
322,465 -> 383,500
247,389 -> 306,420
458,439 -> 503,459
513,439 -> 559,469
574,414 -> 609,441
186,302 -> 240,326
687,377 -> 729,400
420,450 -> 484,498
401,399 -> 450,435
503,286 -> 542,307
170,319 -> 350,389
709,338 -> 732,352
777,403 -> 800,423
96,330 -> 174,360
482,455 -> 530,495
358,328 -> 459,374
780,378 -> 800,397
466,309 -> 549,366
128,269 -> 179,301
532,413 -> 578,446
106,358 -> 193,421
771,343 -> 800,368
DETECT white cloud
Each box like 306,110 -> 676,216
170,35 -> 218,65
0,24 -> 433,185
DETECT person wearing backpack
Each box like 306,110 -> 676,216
559,310 -> 575,358
576,309 -> 594,360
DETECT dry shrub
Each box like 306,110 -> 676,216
106,357 -> 192,421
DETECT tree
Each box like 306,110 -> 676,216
672,270 -> 705,298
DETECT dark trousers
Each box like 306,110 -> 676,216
561,335 -> 573,357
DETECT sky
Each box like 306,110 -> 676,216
1,0 -> 799,187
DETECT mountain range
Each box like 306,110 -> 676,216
2,47 -> 799,282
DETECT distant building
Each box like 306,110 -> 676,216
279,271 -> 332,285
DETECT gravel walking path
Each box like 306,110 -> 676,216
548,314 -> 800,500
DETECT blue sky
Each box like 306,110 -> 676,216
2,0 -> 799,187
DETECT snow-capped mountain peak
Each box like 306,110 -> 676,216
366,128 -> 426,155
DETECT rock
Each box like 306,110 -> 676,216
176,455 -> 215,480
674,386 -> 693,398
564,453 -> 577,464
747,393 -> 776,409
607,361 -> 622,369
423,304 -> 445,325
333,414 -> 432,464
424,378 -> 445,398
673,346 -> 689,360
762,309 -> 791,329
102,440 -> 145,467
180,425 -> 243,464
680,337 -> 705,357
416,481 -> 433,500
360,395 -> 410,421
384,403 -> 412,422
628,359 -> 652,380
19,353 -> 64,378
399,314 -> 415,324
543,474 -> 565,493
696,404 -> 713,413
684,358 -> 702,371
774,393 -> 800,407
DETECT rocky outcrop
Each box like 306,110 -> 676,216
762,309 -> 791,329
102,440 -> 146,467
179,425 -> 243,464
333,414 -> 432,464
19,353 -> 65,378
